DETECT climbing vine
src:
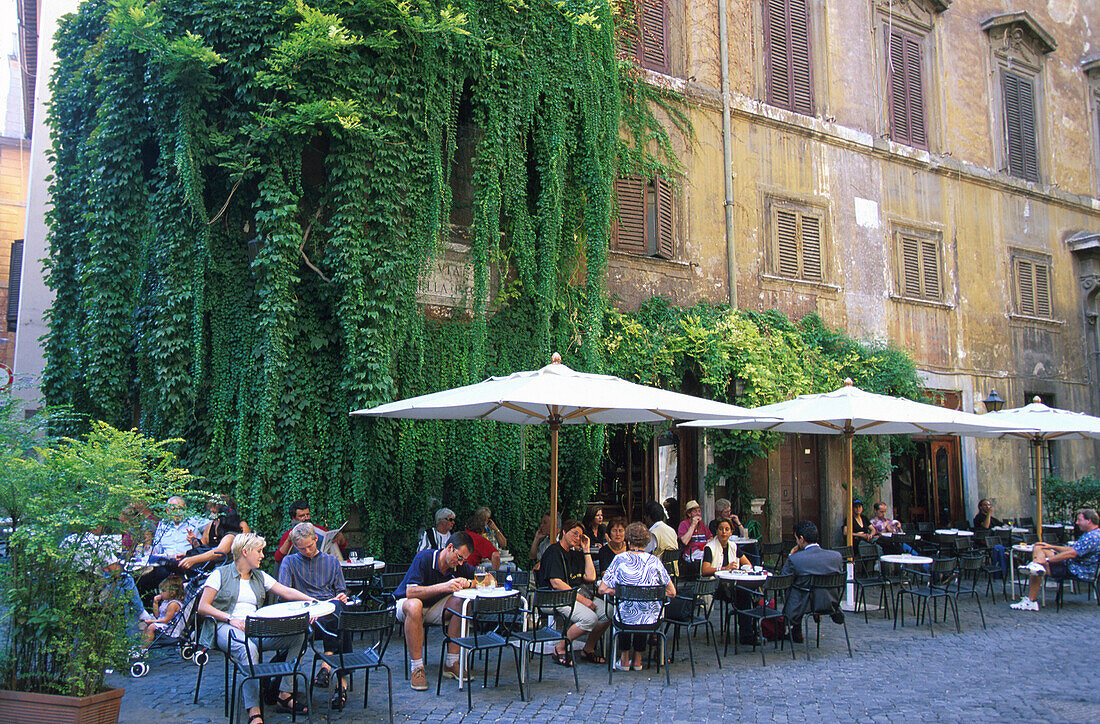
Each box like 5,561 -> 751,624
42,0 -> 920,559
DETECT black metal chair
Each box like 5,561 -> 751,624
852,542 -> 891,622
894,557 -> 960,637
952,555 -> 988,629
310,608 -> 395,723
512,587 -> 580,693
437,592 -> 525,711
795,573 -> 852,660
341,564 -> 378,605
663,577 -> 721,676
659,549 -> 680,578
759,542 -> 789,572
230,613 -> 311,724
978,532 -> 1009,601
1054,564 -> 1100,611
607,584 -> 670,686
729,572 -> 795,665
192,615 -> 234,716
1041,525 -> 1067,545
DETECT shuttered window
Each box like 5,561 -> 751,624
764,0 -> 814,115
1001,69 -> 1040,182
613,176 -> 675,259
1014,256 -> 1053,318
886,28 -> 927,149
896,232 -> 941,301
6,240 -> 22,333
771,204 -> 822,281
619,0 -> 670,73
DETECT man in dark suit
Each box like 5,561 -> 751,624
780,520 -> 844,643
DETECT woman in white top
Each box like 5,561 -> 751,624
197,533 -> 316,724
598,522 -> 676,671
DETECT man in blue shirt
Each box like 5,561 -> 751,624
1011,508 -> 1100,611
278,523 -> 349,709
395,531 -> 476,691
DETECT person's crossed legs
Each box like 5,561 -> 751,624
551,600 -> 611,664
398,595 -> 465,690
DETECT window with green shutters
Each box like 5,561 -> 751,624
1001,68 -> 1040,182
1013,255 -> 1053,319
894,231 -> 941,302
886,27 -> 927,149
763,0 -> 814,115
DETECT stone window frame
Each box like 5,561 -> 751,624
1009,248 -> 1055,321
890,224 -> 948,306
1084,57 -> 1100,195
763,194 -> 829,285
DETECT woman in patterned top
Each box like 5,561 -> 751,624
598,522 -> 676,671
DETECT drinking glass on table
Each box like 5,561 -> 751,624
349,550 -> 359,563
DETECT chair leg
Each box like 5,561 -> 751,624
708,622 -> 721,669
974,592 -> 987,630
385,666 -> 393,724
608,628 -> 617,685
685,625 -> 696,677
841,619 -> 852,658
511,645 -> 525,702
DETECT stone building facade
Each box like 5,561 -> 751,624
609,0 -> 1100,541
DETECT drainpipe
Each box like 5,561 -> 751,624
718,0 -> 737,307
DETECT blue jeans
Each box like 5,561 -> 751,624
104,572 -> 145,635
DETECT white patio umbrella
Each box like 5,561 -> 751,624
351,353 -> 767,530
680,380 -> 1035,552
971,397 -> 1100,541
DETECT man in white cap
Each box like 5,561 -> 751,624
417,508 -> 456,553
677,500 -> 711,579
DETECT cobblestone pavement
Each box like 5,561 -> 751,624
111,585 -> 1100,723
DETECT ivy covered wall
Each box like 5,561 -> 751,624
42,0 -> 923,558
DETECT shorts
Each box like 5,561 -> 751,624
551,597 -> 610,632
395,595 -> 453,625
1048,561 -> 1073,581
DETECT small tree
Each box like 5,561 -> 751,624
0,400 -> 199,696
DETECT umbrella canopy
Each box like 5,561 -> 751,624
680,380 -> 1035,551
351,353 -> 766,531
968,398 -> 1100,540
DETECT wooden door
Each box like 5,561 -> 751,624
780,434 -> 820,537
929,437 -> 961,526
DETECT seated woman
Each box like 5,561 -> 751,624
597,517 -> 627,572
702,519 -> 755,646
582,507 -> 608,549
197,533 -> 318,724
598,522 -> 676,671
179,506 -> 244,571
843,499 -> 876,545
538,519 -> 611,666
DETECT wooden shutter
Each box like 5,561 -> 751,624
655,176 -> 675,259
1034,262 -> 1051,318
887,29 -> 927,148
775,208 -> 800,277
6,240 -> 22,332
639,0 -> 669,74
800,214 -> 821,280
1002,70 -> 1040,182
1015,258 -> 1036,316
920,238 -> 940,300
613,177 -> 647,254
900,234 -> 921,297
765,0 -> 813,115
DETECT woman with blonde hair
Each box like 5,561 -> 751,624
197,533 -> 317,724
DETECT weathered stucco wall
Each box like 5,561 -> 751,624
607,0 -> 1100,536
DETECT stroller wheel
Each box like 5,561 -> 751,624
193,650 -> 209,667
130,661 -> 150,678
180,644 -> 194,660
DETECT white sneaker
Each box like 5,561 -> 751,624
1025,562 -> 1047,576
1009,597 -> 1039,611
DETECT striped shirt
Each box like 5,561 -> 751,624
277,550 -> 346,599
602,551 -> 670,625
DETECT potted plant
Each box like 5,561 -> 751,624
0,397 -> 199,722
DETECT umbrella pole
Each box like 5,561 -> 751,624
1033,439 -> 1043,543
844,430 -> 856,610
549,419 -> 560,540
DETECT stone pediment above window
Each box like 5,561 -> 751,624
1082,56 -> 1100,78
982,12 -> 1056,69
874,0 -> 949,30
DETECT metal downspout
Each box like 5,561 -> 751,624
718,0 -> 736,307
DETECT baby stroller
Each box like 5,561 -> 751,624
130,572 -> 209,677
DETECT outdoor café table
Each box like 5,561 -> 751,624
715,568 -> 769,641
252,599 -> 337,619
452,587 -> 525,689
1010,544 -> 1039,602
935,529 -> 973,536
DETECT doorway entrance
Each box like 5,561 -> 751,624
779,434 -> 821,536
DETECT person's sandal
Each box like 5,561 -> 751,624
551,650 -> 573,667
313,666 -> 331,689
275,694 -> 309,715
330,683 -> 346,712
248,714 -> 264,724
578,650 -> 606,664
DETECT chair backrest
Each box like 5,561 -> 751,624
659,548 -> 679,574
1041,525 -> 1066,545
380,571 -> 405,593
334,607 -> 395,661
807,573 -> 845,613
950,520 -> 970,531
1018,517 -> 1034,528
509,570 -> 532,593
957,555 -> 983,573
857,541 -> 880,559
953,536 -> 973,553
931,557 -> 958,587
893,533 -> 916,547
833,545 -> 853,561
915,521 -> 934,535
764,572 -> 794,595
612,584 -> 668,626
243,612 -> 309,670
530,586 -> 577,629
341,565 -> 376,584
470,592 -> 522,640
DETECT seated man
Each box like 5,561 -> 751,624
417,508 -> 455,553
781,520 -> 844,643
395,532 -> 477,691
274,499 -> 345,564
1011,508 -> 1100,611
677,499 -> 711,579
277,523 -> 350,710
464,513 -> 501,570
63,526 -> 153,633
708,498 -> 748,539
538,519 -> 610,666
137,496 -> 209,595
869,502 -> 918,556
973,498 -> 1008,576
474,506 -> 508,551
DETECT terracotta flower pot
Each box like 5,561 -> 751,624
0,686 -> 124,724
